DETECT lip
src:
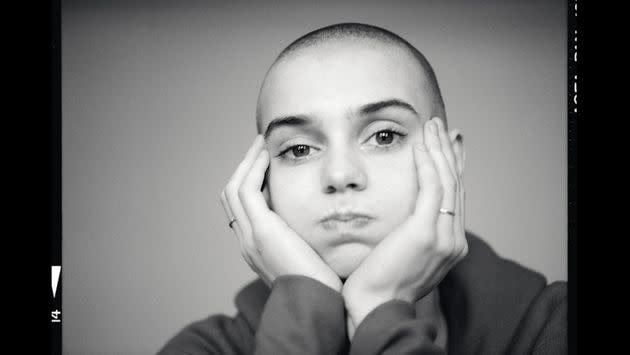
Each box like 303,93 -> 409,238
319,212 -> 374,230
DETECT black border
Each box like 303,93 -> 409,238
46,1 -> 579,353
568,1 -> 578,354
49,0 -> 62,354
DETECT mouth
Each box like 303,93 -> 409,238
319,212 -> 374,230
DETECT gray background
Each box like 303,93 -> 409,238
62,0 -> 567,353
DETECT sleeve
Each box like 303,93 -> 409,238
254,275 -> 349,355
507,281 -> 568,355
157,275 -> 348,355
349,300 -> 446,355
156,312 -> 255,355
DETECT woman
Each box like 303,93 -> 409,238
158,23 -> 567,355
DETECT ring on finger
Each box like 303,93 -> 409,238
439,208 -> 456,216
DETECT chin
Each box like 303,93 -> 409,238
324,242 -> 373,279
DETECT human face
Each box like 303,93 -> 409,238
257,41 -> 435,278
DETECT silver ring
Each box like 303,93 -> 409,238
439,208 -> 455,216
228,218 -> 237,229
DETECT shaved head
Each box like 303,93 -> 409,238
256,22 -> 446,132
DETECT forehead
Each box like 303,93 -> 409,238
258,40 -> 431,127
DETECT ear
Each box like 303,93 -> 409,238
449,129 -> 465,175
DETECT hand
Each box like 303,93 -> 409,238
220,135 -> 343,292
342,117 -> 467,337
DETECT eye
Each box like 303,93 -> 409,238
367,129 -> 405,146
278,144 -> 317,162
291,144 -> 310,157
375,131 -> 395,145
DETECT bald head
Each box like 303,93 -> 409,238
256,23 -> 446,133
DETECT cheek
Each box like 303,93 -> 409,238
267,162 -> 319,227
367,151 -> 418,225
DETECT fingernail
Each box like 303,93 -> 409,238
427,121 -> 437,134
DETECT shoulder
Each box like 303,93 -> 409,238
446,232 -> 549,300
507,281 -> 567,354
157,312 -> 255,355
156,280 -> 269,355
158,276 -> 334,354
440,231 -> 566,354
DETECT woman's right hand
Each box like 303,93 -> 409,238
220,135 -> 342,292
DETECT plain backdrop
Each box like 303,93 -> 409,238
62,0 -> 567,353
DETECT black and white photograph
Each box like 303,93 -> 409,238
58,0 -> 572,353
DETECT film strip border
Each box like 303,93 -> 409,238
44,1 -> 580,353
567,1 -> 578,354
50,0 -> 62,354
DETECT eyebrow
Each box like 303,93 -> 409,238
358,99 -> 418,116
264,115 -> 311,139
263,99 -> 419,139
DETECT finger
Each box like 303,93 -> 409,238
221,189 -> 243,236
425,119 -> 456,212
434,118 -> 464,259
449,133 -> 466,258
456,174 -> 468,259
225,136 -> 265,245
433,117 -> 458,178
223,187 -> 267,279
229,135 -> 266,184
437,125 -> 464,257
225,197 -> 272,285
221,188 -> 258,267
425,119 -> 457,255
449,171 -> 466,260
450,131 -> 464,176
239,149 -> 272,231
412,142 -> 441,228
461,175 -> 465,231
221,190 -> 234,222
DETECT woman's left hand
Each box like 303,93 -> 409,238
342,117 -> 467,339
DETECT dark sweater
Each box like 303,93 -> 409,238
158,232 -> 567,354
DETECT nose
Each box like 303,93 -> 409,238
322,146 -> 367,194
